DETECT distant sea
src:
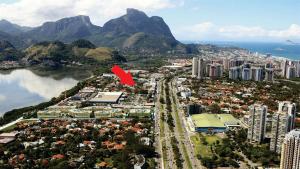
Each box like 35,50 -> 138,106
184,41 -> 300,60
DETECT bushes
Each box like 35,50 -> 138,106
226,129 -> 280,166
170,136 -> 183,168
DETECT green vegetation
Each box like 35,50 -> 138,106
159,81 -> 168,169
194,133 -> 242,168
0,119 -> 156,169
193,129 -> 279,168
85,47 -> 113,61
208,103 -> 222,114
0,124 -> 17,132
191,134 -> 221,158
169,82 -> 193,169
289,77 -> 300,82
24,40 -> 126,67
125,58 -> 167,71
226,129 -> 280,167
161,78 -> 184,169
0,40 -> 23,61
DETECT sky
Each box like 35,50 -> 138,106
0,0 -> 299,42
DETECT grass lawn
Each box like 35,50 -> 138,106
0,124 -> 17,132
191,134 -> 222,158
205,135 -> 222,144
0,119 -> 38,132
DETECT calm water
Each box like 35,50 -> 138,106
207,41 -> 300,60
0,69 -> 89,115
184,41 -> 300,60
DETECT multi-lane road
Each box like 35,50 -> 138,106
169,79 -> 203,169
154,76 -> 204,169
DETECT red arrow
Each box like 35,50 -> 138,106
111,65 -> 135,86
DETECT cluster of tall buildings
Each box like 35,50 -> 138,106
192,57 -> 275,81
229,63 -> 274,82
247,102 -> 299,168
247,102 -> 296,153
280,129 -> 300,169
192,57 -> 223,79
281,60 -> 300,79
247,104 -> 267,143
270,102 -> 297,153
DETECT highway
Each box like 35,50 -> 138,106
155,76 -> 204,169
169,79 -> 204,169
155,79 -> 177,169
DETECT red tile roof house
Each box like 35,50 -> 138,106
0,131 -> 18,144
113,144 -> 124,150
51,154 -> 65,160
95,162 -> 108,168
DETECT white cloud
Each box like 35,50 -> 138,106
0,0 -> 183,26
219,25 -> 267,38
175,22 -> 300,41
0,95 -> 6,102
185,22 -> 214,33
269,24 -> 300,38
0,69 -> 78,99
174,22 -> 216,39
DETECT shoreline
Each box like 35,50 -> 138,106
0,67 -> 93,117
0,74 -> 96,126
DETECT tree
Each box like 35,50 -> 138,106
209,104 -> 221,114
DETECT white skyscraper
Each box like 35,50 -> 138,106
286,66 -> 297,79
296,61 -> 300,77
197,58 -> 204,79
280,129 -> 300,169
223,58 -> 230,70
265,68 -> 274,82
192,57 -> 198,77
270,102 -> 296,153
281,60 -> 288,77
251,67 -> 263,81
242,68 -> 251,81
229,67 -> 241,80
247,104 -> 267,143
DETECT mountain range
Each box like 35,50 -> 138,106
0,8 -> 185,53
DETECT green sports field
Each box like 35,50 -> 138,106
191,113 -> 239,128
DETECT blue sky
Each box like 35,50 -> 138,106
0,0 -> 299,42
151,0 -> 300,29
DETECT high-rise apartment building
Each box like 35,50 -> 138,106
223,58 -> 230,70
251,67 -> 263,81
192,57 -> 206,79
265,68 -> 274,82
270,102 -> 296,153
242,68 -> 251,81
208,63 -> 223,78
229,67 -> 241,80
247,104 -> 267,143
286,66 -> 297,79
229,59 -> 244,68
281,60 -> 289,78
280,129 -> 300,169
197,58 -> 205,79
295,61 -> 300,77
192,57 -> 198,77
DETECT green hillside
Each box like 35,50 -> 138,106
23,39 -> 125,66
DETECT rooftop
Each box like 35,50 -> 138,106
191,113 -> 239,128
89,92 -> 123,103
192,114 -> 225,128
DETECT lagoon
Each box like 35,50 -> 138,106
0,68 -> 91,116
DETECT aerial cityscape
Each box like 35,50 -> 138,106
0,0 -> 299,169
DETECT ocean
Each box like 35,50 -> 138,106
189,41 -> 300,60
